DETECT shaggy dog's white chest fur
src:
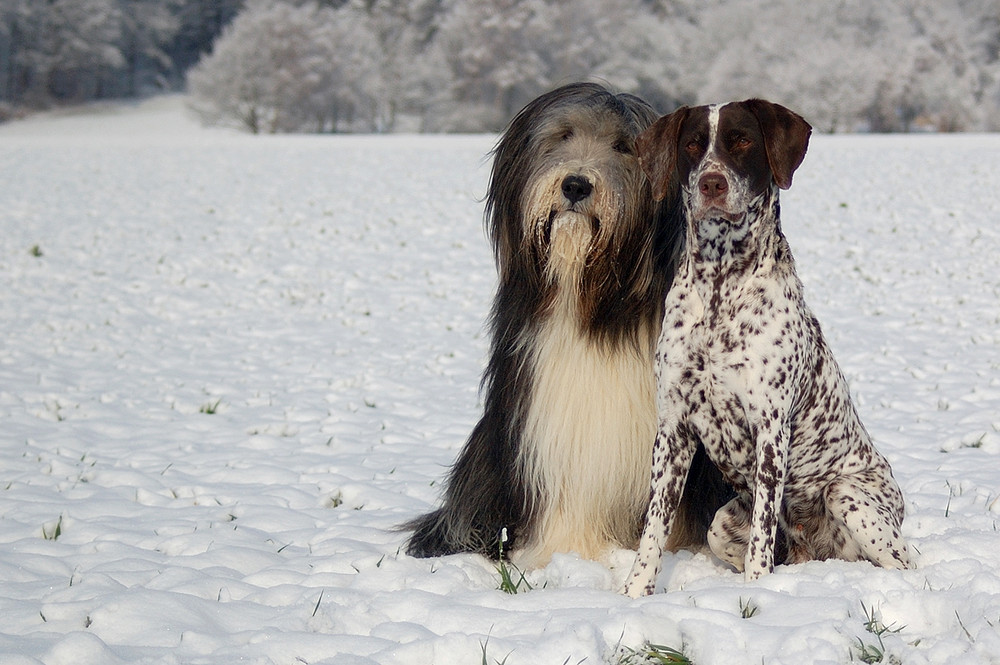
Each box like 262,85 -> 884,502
519,282 -> 655,564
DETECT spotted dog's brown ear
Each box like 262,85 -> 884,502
636,106 -> 689,202
743,99 -> 812,190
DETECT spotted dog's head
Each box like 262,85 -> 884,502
636,100 -> 811,258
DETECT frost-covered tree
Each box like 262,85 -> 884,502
356,0 -> 449,131
662,0 -> 1000,132
427,0 -> 656,131
429,0 -> 553,131
187,1 -> 384,133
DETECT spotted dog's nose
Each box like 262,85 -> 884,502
699,173 -> 728,201
561,175 -> 593,204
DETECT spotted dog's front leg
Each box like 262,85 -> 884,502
623,427 -> 696,597
744,419 -> 790,580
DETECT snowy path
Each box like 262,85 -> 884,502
2,97 -> 1000,664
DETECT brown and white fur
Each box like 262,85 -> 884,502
405,83 -> 730,567
623,100 -> 909,596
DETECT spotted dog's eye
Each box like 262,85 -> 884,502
733,136 -> 752,150
684,136 -> 704,154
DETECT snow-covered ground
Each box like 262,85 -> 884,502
2,96 -> 1000,665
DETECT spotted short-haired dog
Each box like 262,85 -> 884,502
623,100 -> 910,596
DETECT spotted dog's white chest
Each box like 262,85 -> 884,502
656,269 -> 794,487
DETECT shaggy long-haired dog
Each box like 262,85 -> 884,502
406,82 -> 729,567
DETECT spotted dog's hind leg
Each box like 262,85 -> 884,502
707,496 -> 751,571
825,468 -> 910,570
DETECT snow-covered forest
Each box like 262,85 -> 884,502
0,1 -> 240,116
3,0 -> 1000,132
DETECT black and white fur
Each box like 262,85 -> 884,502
624,100 -> 910,596
405,83 -> 729,567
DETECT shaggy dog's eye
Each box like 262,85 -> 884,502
613,139 -> 633,155
560,129 -> 574,141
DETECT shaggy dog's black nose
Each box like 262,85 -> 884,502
561,175 -> 593,203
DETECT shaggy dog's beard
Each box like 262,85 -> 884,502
524,169 -> 623,293
544,211 -> 594,285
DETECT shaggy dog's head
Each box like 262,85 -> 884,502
485,82 -> 680,340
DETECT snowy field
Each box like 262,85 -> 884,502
2,96 -> 1000,665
